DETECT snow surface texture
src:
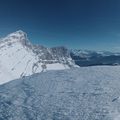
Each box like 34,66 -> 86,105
0,30 -> 76,84
0,66 -> 120,120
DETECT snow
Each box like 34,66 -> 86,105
1,31 -> 120,119
114,115 -> 120,120
0,41 -> 70,84
47,63 -> 69,70
0,66 -> 120,119
0,31 -> 74,85
0,40 -> 39,84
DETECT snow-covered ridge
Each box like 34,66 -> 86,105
0,30 -> 77,84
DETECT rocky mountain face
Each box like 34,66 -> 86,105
0,30 -> 76,84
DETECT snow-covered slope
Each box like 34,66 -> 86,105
0,66 -> 120,119
0,30 -> 76,84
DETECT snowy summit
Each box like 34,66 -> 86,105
0,30 -> 77,84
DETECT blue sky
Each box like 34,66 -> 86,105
0,0 -> 120,52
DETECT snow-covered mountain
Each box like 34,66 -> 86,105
70,49 -> 120,66
1,66 -> 120,120
0,30 -> 76,84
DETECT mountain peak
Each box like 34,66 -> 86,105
0,30 -> 30,46
7,30 -> 27,38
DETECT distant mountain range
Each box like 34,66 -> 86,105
71,49 -> 120,66
0,30 -> 120,84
